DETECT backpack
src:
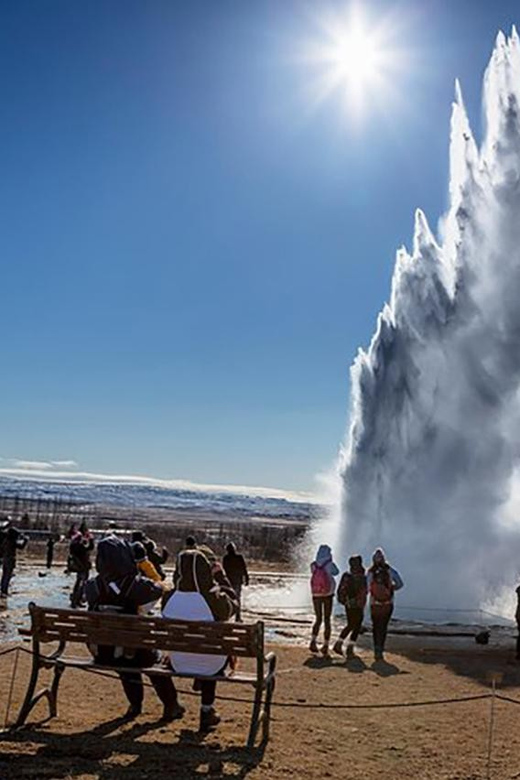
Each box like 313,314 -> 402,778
338,572 -> 367,608
311,563 -> 332,597
370,566 -> 393,603
95,536 -> 137,584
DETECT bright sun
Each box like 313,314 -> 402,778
303,5 -> 407,119
333,24 -> 381,87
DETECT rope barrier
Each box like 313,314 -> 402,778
0,644 -> 499,711
0,647 -> 19,659
496,693 -> 520,706
243,603 -> 512,622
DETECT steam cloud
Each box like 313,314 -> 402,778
336,30 -> 520,612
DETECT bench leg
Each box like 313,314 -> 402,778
247,684 -> 263,748
261,676 -> 275,744
48,663 -> 64,718
14,648 -> 42,728
14,644 -> 64,729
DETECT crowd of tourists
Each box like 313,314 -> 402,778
80,530 -> 249,731
4,514 -> 520,731
309,544 -> 403,662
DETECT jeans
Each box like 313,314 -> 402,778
1,557 -> 15,596
371,602 -> 394,654
71,570 -> 89,608
339,606 -> 364,642
233,584 -> 243,622
200,679 -> 216,707
312,595 -> 334,642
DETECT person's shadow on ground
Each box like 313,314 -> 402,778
0,715 -> 266,780
370,658 -> 407,678
344,655 -> 368,673
303,655 -> 335,669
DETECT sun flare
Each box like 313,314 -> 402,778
332,24 -> 382,87
303,6 -> 408,119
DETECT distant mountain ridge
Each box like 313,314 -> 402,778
0,474 -> 318,520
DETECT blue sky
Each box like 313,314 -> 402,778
0,0 -> 517,493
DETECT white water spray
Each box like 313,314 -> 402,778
336,29 -> 520,614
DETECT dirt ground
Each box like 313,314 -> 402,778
2,634 -> 520,780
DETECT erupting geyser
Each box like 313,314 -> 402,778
336,29 -> 520,613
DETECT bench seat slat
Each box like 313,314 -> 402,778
43,655 -> 260,684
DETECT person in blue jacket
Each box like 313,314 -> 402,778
309,544 -> 339,656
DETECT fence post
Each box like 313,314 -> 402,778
486,671 -> 503,779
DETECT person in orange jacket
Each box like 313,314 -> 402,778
132,541 -> 163,583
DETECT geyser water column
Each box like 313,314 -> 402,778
336,29 -> 520,613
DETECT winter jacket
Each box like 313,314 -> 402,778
1,527 -> 28,562
310,545 -> 339,597
222,549 -> 249,590
163,550 -> 237,676
367,565 -> 403,605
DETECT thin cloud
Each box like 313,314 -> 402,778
5,458 -> 78,472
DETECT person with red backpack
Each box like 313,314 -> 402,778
367,548 -> 403,661
309,544 -> 339,655
333,555 -> 367,659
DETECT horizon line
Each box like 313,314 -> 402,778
0,466 -> 322,505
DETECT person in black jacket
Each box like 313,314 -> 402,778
69,522 -> 94,608
86,534 -> 184,722
0,519 -> 28,598
222,542 -> 249,621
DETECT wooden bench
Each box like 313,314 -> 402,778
16,601 -> 276,747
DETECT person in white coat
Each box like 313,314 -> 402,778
163,547 -> 237,732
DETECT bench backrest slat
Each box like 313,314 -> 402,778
27,604 -> 263,658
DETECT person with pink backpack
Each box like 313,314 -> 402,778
309,544 -> 339,655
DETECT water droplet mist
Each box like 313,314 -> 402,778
334,29 -> 520,616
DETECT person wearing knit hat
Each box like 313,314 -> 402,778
309,544 -> 339,656
333,555 -> 367,659
164,547 -> 238,733
367,548 -> 403,662
132,541 -> 163,584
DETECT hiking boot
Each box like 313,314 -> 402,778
374,648 -> 384,662
199,707 -> 221,733
321,643 -> 330,657
333,640 -> 344,657
309,637 -> 319,653
123,705 -> 142,720
161,703 -> 185,723
346,644 -> 355,659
